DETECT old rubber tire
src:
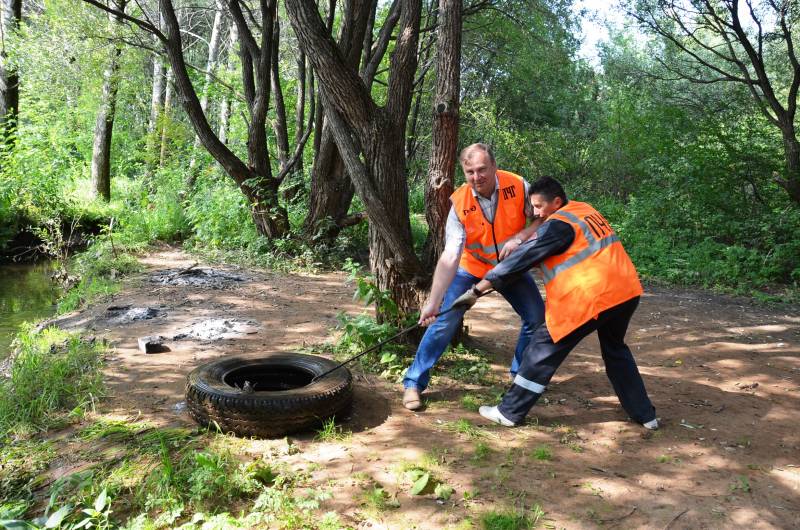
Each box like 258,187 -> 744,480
185,353 -> 353,438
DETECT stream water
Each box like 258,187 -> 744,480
0,261 -> 62,359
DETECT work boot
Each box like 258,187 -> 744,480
403,387 -> 422,411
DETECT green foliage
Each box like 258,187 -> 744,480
0,440 -> 54,504
471,442 -> 492,463
0,327 -> 105,438
481,506 -> 546,530
185,175 -> 260,251
314,417 -> 351,443
439,343 -> 492,385
331,262 -> 418,379
531,446 -> 552,462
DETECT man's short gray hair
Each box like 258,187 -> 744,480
459,143 -> 495,164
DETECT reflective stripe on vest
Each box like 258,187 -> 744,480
540,201 -> 643,343
541,233 -> 621,284
451,170 -> 527,278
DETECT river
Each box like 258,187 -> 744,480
0,261 -> 63,359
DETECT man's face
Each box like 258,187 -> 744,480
461,150 -> 497,198
530,193 -> 563,220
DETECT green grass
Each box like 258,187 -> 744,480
531,445 -> 552,461
361,485 -> 399,511
0,326 -> 106,437
445,419 -> 487,439
314,417 -> 351,443
0,439 -> 55,503
481,505 -> 546,529
472,442 -> 492,463
461,393 -> 483,412
57,276 -> 121,313
440,343 -> 492,385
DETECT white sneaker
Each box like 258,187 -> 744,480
643,418 -> 659,430
479,406 -> 516,427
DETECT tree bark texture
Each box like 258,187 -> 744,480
0,0 -> 21,140
189,0 -> 225,173
423,0 -> 461,269
218,22 -> 238,145
302,0 -> 373,241
90,2 -> 126,201
159,66 -> 173,167
286,0 -> 425,314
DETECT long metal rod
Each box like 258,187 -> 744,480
311,289 -> 493,383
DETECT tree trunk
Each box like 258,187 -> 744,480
286,0 -> 425,314
188,0 -> 224,174
302,127 -> 354,239
0,0 -> 21,143
159,66 -> 173,167
303,0 -> 394,244
423,0 -> 461,268
270,14 -> 290,171
293,52 -> 306,174
218,22 -> 238,145
90,2 -> 126,202
147,56 -> 164,137
778,120 -> 800,203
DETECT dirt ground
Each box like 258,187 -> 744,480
46,248 -> 800,529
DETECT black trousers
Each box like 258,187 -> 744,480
497,296 -> 656,425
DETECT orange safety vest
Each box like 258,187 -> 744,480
541,201 -> 643,343
451,170 -> 527,278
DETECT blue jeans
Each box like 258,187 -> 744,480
403,268 -> 544,392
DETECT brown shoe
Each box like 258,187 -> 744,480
403,387 -> 422,410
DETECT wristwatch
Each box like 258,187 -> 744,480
471,285 -> 482,296
512,237 -> 523,245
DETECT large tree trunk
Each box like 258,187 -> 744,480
302,0 -> 403,244
302,0 -> 370,242
302,127 -> 354,239
270,14 -> 290,171
286,0 -> 425,314
0,0 -> 21,143
90,2 -> 126,202
777,119 -> 800,203
423,0 -> 461,268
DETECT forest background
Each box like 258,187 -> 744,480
0,1 -> 799,528
0,0 -> 798,305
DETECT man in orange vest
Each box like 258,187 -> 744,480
454,176 -> 658,429
402,143 -> 545,410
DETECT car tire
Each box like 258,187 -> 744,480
185,353 -> 353,438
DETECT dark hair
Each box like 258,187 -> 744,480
529,176 -> 567,203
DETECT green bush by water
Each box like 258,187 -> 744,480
0,327 -> 105,438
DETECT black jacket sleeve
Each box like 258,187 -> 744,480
484,219 -> 575,290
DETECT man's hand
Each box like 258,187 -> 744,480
451,286 -> 479,310
418,300 -> 440,327
499,237 -> 523,260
